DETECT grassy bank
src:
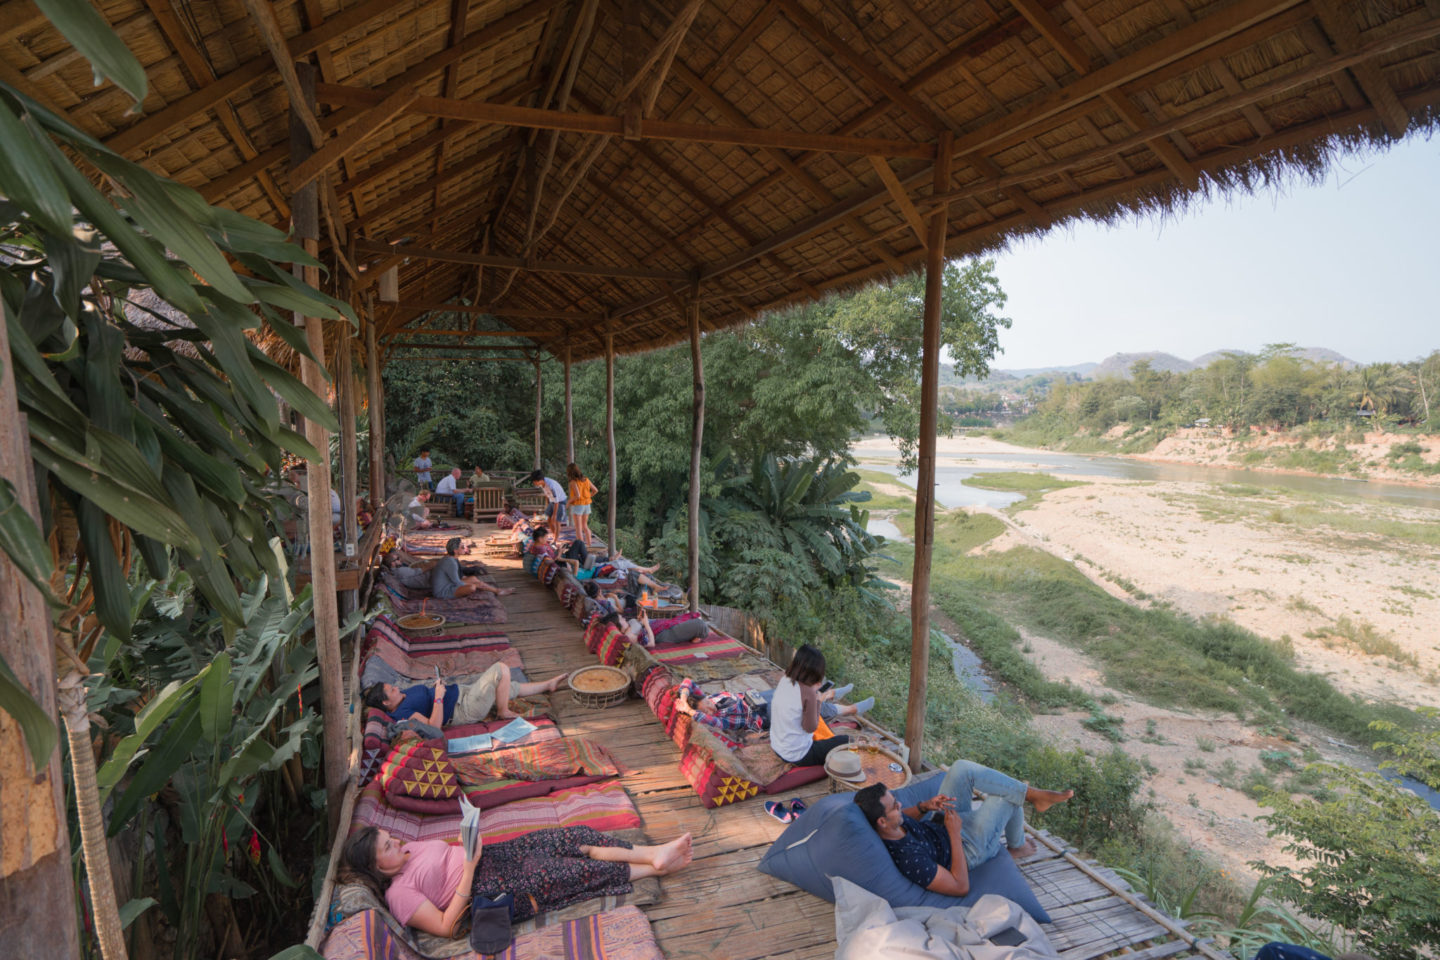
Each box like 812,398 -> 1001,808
961,471 -> 1087,512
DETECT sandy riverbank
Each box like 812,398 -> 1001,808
857,440 -> 1440,886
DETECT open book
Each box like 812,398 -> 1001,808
459,792 -> 482,860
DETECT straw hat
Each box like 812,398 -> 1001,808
824,749 -> 866,784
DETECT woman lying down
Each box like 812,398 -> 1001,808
343,825 -> 693,936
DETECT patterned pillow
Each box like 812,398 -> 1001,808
379,740 -> 461,806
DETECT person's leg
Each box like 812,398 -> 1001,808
513,672 -> 568,696
452,582 -> 479,598
581,833 -> 693,878
453,662 -> 509,724
652,617 -> 710,645
796,734 -> 850,766
939,759 -> 1029,810
959,795 -> 1024,867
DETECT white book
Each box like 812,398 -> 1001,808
459,792 -> 482,860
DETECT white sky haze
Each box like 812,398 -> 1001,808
987,134 -> 1440,370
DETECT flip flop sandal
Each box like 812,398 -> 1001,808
764,800 -> 795,824
788,798 -> 808,817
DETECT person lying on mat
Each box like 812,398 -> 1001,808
853,762 -> 1073,896
433,538 -> 514,599
527,469 -> 568,539
362,665 -> 567,727
769,645 -> 871,767
343,825 -> 693,937
594,609 -> 710,649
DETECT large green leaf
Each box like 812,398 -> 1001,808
80,150 -> 253,305
0,92 -> 73,237
249,347 -> 338,429
31,445 -> 200,552
198,651 -> 234,743
107,708 -> 202,834
118,898 -> 158,931
49,227 -> 102,322
29,0 -> 148,106
77,496 -> 131,641
97,670 -> 206,796
0,652 -> 58,768
0,477 -> 61,607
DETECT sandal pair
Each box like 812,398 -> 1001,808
764,797 -> 808,824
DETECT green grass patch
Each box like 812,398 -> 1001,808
854,469 -> 917,511
961,471 -> 1086,512
1304,615 -> 1419,667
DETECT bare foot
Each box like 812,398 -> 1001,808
1008,840 -> 1038,861
497,587 -> 515,596
544,673 -> 567,693
496,707 -> 519,720
652,834 -> 693,874
1027,787 -> 1074,814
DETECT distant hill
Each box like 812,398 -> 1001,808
1192,347 -> 1356,368
991,362 -> 1098,378
1092,352 -> 1194,379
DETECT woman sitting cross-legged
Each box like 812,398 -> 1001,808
343,825 -> 693,936
432,537 -> 514,598
672,676 -> 872,736
769,644 -> 870,767
526,526 -> 588,570
362,665 -> 567,726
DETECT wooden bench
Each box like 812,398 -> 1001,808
471,484 -> 506,522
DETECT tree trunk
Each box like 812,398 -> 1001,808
564,342 -> 574,466
904,132 -> 952,774
533,358 -> 543,471
365,311 -> 386,504
338,322 -> 359,618
60,677 -> 127,960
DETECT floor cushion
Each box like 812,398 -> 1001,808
756,772 -> 1052,923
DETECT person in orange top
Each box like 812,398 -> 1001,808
566,462 -> 598,549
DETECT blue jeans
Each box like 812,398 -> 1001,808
937,760 -> 1028,867
450,492 -> 466,515
754,689 -> 842,720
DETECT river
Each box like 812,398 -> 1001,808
857,446 -> 1440,512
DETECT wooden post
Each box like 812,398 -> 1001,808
605,332 -> 617,551
291,61 -> 347,835
904,132 -> 952,774
532,357 -> 543,470
365,311 -> 386,504
337,321 -> 359,618
563,342 -> 574,465
0,330 -> 81,960
687,289 -> 705,612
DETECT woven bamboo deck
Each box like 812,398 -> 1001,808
467,541 -> 1232,960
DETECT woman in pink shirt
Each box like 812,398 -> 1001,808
343,825 -> 692,937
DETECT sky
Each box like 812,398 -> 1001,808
986,133 -> 1440,371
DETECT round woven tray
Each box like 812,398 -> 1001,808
567,665 -> 630,709
828,742 -> 912,793
396,613 -> 446,636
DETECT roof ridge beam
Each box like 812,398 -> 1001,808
1313,0 -> 1410,136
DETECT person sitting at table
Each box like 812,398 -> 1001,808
433,537 -> 514,599
468,464 -> 488,490
435,467 -> 466,515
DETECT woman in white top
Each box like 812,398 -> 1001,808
769,644 -> 864,766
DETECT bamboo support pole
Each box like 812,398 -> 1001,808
291,61 -> 347,836
687,289 -> 704,612
365,312 -> 385,502
904,132 -> 952,773
564,342 -> 574,465
605,332 -> 617,550
338,321 -> 358,617
533,357 -> 543,470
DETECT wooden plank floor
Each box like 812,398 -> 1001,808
442,533 -> 1228,960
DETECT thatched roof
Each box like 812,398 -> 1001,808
9,0 -> 1439,363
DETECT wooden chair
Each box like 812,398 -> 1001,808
471,484 -> 505,522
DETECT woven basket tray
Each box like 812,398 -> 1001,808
395,614 -> 446,636
829,742 -> 912,793
480,537 -> 517,557
567,665 -> 630,709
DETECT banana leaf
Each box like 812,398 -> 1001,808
28,0 -> 147,106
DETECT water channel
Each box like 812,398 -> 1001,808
858,443 -> 1440,808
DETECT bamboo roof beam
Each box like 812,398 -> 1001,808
289,87 -> 420,190
141,0 -> 292,219
242,0 -> 324,148
428,0 -> 472,231
353,239 -> 692,282
351,139 -> 513,233
385,341 -> 543,352
313,82 -> 936,158
299,0 -> 371,224
381,328 -> 559,338
867,156 -> 928,247
1006,0 -> 1199,187
1313,0 -> 1410,136
386,302 -> 599,320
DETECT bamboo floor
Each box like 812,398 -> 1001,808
354,528 -> 1231,960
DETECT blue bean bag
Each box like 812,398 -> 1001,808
757,772 -> 1052,923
